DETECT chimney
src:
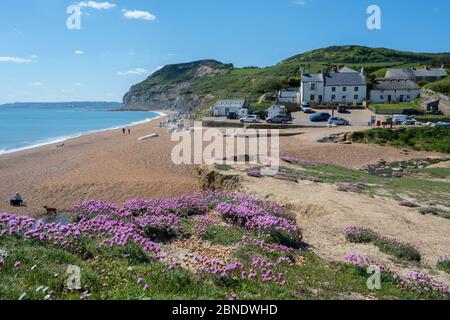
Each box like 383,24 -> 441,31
361,66 -> 365,75
442,64 -> 445,69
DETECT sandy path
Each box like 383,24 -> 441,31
0,114 -> 199,217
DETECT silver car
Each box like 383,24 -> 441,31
328,117 -> 350,126
240,115 -> 260,123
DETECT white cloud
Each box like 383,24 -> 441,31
0,56 -> 31,63
117,68 -> 149,76
74,83 -> 83,87
293,1 -> 306,5
30,82 -> 44,86
74,50 -> 84,55
78,1 -> 116,10
122,9 -> 156,21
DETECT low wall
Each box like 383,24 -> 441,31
202,120 -> 323,129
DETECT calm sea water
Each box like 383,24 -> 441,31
0,103 -> 163,155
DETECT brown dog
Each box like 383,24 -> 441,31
44,206 -> 57,216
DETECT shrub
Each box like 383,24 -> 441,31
374,238 -> 421,262
342,227 -> 377,243
437,255 -> 450,274
342,226 -> 421,262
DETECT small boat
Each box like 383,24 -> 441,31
138,133 -> 159,141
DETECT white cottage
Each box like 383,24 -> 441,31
369,79 -> 420,103
301,67 -> 367,105
278,88 -> 300,104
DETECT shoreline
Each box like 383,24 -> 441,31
0,110 -> 197,217
0,110 -> 168,157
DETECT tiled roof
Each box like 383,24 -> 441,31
385,69 -> 416,80
371,79 -> 420,90
324,72 -> 366,86
301,73 -> 323,82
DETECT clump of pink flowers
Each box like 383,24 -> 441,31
344,252 -> 372,268
402,271 -> 448,296
336,183 -> 365,192
247,167 -> 262,178
399,200 -> 419,208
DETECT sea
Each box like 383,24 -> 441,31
0,102 -> 164,155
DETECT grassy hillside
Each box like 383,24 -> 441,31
425,76 -> 450,96
123,45 -> 450,113
351,127 -> 450,153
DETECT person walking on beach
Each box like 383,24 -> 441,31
128,128 -> 131,135
122,128 -> 126,135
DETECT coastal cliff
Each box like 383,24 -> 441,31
122,60 -> 232,113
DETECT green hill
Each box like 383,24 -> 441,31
122,45 -> 450,114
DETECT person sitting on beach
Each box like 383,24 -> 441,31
10,193 -> 24,207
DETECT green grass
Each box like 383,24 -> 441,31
407,167 -> 450,179
279,160 -> 450,206
343,228 -> 421,262
350,127 -> 450,153
2,220 -> 446,300
424,76 -> 450,96
437,259 -> 450,274
369,102 -> 421,114
202,225 -> 245,246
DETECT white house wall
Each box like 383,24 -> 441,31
324,85 -> 366,104
369,89 -> 420,103
301,82 -> 324,104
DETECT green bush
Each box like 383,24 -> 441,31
350,127 -> 450,153
374,238 -> 421,262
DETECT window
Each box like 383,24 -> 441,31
354,95 -> 358,100
310,95 -> 315,101
380,95 -> 384,100
332,87 -> 336,92
342,96 -> 347,100
407,95 -> 411,100
331,95 -> 336,100
310,83 -> 316,91
343,87 -> 347,92
355,87 -> 359,92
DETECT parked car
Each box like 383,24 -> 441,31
328,117 -> 350,126
402,109 -> 425,116
402,118 -> 419,126
267,114 -> 291,124
227,112 -> 238,120
337,105 -> 350,114
309,112 -> 331,122
433,122 -> 450,128
392,115 -> 412,125
240,115 -> 260,123
301,103 -> 315,114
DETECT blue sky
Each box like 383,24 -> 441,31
0,0 -> 449,103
